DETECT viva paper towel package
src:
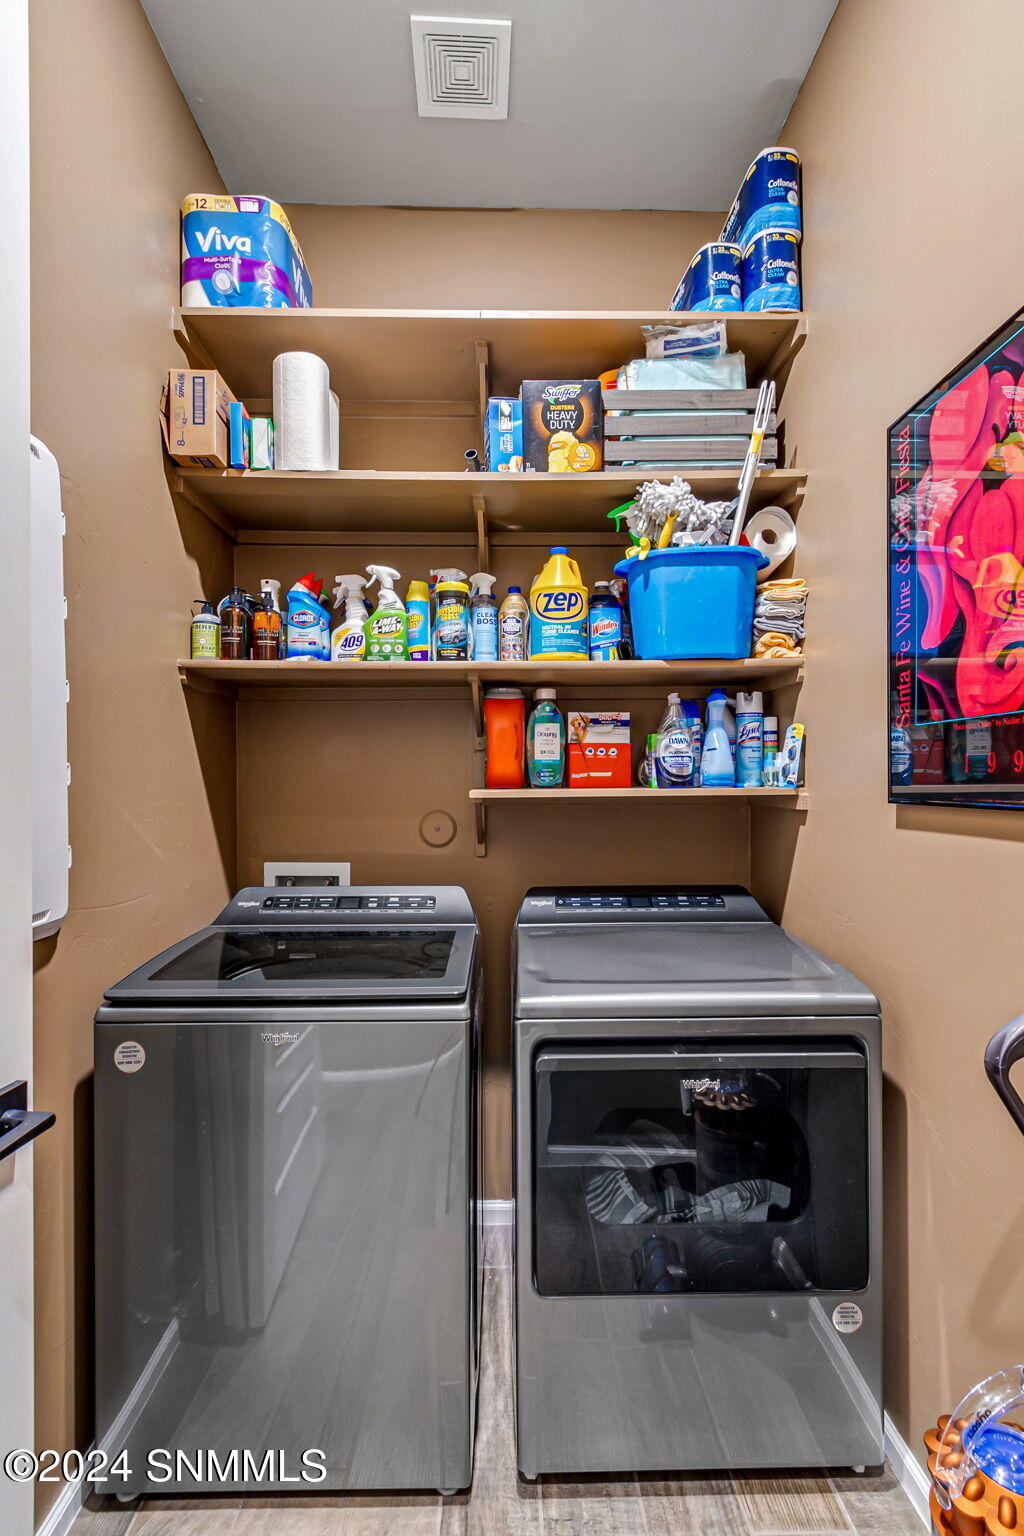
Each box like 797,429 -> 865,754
530,547 -> 588,661
181,194 -> 313,309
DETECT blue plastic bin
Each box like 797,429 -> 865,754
614,545 -> 769,660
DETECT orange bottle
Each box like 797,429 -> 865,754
484,688 -> 526,788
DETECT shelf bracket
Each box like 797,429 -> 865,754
764,315 -> 808,401
473,495 -> 490,573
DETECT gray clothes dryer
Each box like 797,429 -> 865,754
94,887 -> 481,1498
513,886 -> 883,1479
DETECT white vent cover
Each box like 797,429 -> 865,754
410,15 -> 511,119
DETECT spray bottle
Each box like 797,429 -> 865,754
406,579 -> 432,661
330,574 -> 369,662
469,572 -> 499,661
260,578 -> 282,626
702,690 -> 735,786
431,568 -> 470,661
364,565 -> 408,661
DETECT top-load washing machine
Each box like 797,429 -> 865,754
94,886 -> 480,1497
513,886 -> 882,1478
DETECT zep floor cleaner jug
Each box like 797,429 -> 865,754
529,547 -> 589,660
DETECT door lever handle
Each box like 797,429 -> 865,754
0,1081 -> 56,1163
985,1015 -> 1024,1141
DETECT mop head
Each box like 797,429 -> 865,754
633,477 -> 735,547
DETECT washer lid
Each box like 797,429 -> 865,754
515,921 -> 878,1019
104,922 -> 476,1006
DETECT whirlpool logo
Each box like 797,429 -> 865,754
262,1031 -> 300,1047
681,1077 -> 721,1093
535,590 -> 585,621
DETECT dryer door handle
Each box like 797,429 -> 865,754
985,1014 -> 1024,1141
535,1046 -> 865,1075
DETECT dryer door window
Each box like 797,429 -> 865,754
532,1041 -> 869,1298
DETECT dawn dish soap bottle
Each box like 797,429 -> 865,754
527,688 -> 565,787
364,565 -> 409,661
653,692 -> 695,788
701,689 -> 736,786
469,572 -> 499,661
330,573 -> 369,661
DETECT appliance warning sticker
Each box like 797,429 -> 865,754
832,1302 -> 864,1334
113,1041 -> 146,1074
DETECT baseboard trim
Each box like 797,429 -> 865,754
884,1410 -> 931,1530
34,1471 -> 86,1536
481,1198 -> 514,1227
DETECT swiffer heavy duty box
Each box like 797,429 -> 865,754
521,380 -> 603,472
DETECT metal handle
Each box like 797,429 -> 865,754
0,1081 -> 55,1163
985,1015 -> 1024,1140
535,1047 -> 865,1074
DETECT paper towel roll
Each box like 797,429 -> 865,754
273,351 -> 332,470
329,390 -> 340,469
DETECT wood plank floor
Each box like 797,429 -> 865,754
71,1230 -> 923,1536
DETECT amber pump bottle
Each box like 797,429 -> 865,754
253,590 -> 282,660
221,586 -> 251,661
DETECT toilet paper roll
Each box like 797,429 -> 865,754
273,351 -> 333,470
744,505 -> 797,580
329,390 -> 340,469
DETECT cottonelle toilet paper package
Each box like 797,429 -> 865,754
273,352 -> 334,470
181,194 -> 313,308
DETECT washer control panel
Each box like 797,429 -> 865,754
519,887 -> 769,926
261,894 -> 437,912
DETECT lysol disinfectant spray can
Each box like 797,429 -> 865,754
735,691 -> 765,787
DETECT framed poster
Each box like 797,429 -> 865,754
888,308 -> 1024,807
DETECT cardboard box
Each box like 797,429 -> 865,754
250,415 -> 275,470
484,396 -> 523,471
162,369 -> 235,467
521,379 -> 603,472
568,712 -> 631,787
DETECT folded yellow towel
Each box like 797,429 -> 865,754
754,631 -> 803,659
759,578 -> 808,600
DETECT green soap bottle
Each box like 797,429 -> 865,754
527,688 -> 564,788
364,564 -> 409,661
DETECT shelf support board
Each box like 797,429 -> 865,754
475,341 -> 490,448
468,673 -> 487,856
170,473 -> 238,542
473,495 -> 490,572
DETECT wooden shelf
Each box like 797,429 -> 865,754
470,786 -> 808,807
179,657 -> 805,693
173,307 -> 806,403
172,466 -> 807,537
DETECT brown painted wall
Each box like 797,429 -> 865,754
752,0 -> 1024,1454
29,0 -> 232,1514
284,204 -> 722,309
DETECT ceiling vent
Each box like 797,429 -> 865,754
410,15 -> 511,119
